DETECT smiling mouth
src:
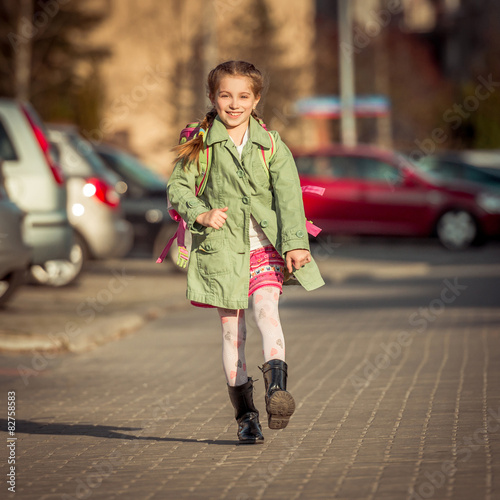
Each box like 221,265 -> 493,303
227,112 -> 243,117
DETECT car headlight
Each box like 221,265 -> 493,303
477,192 -> 500,214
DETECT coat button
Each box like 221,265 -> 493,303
205,243 -> 212,251
237,170 -> 245,178
296,230 -> 304,238
187,200 -> 196,208
260,220 -> 268,228
242,196 -> 249,204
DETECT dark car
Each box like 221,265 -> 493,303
94,144 -> 173,257
411,155 -> 500,193
293,145 -> 500,250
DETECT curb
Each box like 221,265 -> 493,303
0,298 -> 191,354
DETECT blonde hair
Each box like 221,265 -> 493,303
172,61 -> 264,170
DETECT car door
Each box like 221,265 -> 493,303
355,156 -> 434,235
295,154 -> 364,234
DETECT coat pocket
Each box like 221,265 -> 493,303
196,237 -> 230,276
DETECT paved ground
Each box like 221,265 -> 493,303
0,239 -> 499,499
0,258 -> 188,352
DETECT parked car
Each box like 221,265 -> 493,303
444,150 -> 500,173
47,125 -> 134,273
0,99 -> 74,285
293,145 -> 500,250
411,154 -> 500,193
0,162 -> 32,307
94,143 -> 173,258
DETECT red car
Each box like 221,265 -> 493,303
293,145 -> 500,250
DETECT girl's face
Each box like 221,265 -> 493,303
212,76 -> 260,132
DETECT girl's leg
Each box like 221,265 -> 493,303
219,307 -> 264,443
218,308 -> 248,387
252,286 -> 295,430
252,286 -> 285,362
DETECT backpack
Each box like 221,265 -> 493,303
156,121 -> 323,267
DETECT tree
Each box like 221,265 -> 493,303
0,0 -> 109,129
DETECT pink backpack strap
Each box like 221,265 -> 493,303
168,208 -> 182,222
305,220 -> 322,237
156,219 -> 188,264
301,185 -> 325,237
177,218 -> 186,248
157,122 -> 203,266
301,185 -> 325,196
156,227 -> 179,263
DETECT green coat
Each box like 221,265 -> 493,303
167,115 -> 325,309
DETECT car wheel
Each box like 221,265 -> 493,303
30,234 -> 86,287
436,210 -> 478,250
0,270 -> 25,308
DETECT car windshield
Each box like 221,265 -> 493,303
100,149 -> 166,190
295,154 -> 407,184
0,119 -> 17,161
402,154 -> 447,182
409,156 -> 500,186
411,157 -> 459,179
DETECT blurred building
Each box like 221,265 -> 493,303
83,0 -> 316,174
76,0 -> 499,170
316,0 -> 500,149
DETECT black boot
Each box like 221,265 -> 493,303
260,359 -> 295,429
227,378 -> 264,444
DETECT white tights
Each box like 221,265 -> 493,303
218,286 -> 285,387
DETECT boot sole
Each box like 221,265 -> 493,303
238,437 -> 265,444
267,391 -> 295,429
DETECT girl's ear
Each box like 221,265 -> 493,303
254,94 -> 261,109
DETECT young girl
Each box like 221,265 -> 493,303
167,60 -> 324,443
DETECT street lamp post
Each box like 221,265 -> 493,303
338,0 -> 357,146
15,0 -> 33,101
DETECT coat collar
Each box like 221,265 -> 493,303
206,115 -> 272,149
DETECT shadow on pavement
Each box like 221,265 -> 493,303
0,419 -> 238,446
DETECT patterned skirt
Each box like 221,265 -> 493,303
248,244 -> 285,296
191,244 -> 285,308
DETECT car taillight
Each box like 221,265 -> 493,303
22,106 -> 65,185
83,177 -> 120,208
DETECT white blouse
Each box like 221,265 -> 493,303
230,128 -> 271,250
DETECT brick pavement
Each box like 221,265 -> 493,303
1,245 -> 500,500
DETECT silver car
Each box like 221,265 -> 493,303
0,99 -> 74,286
0,164 -> 32,307
47,125 -> 133,268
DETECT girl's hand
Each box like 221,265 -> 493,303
196,207 -> 228,229
285,249 -> 311,273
